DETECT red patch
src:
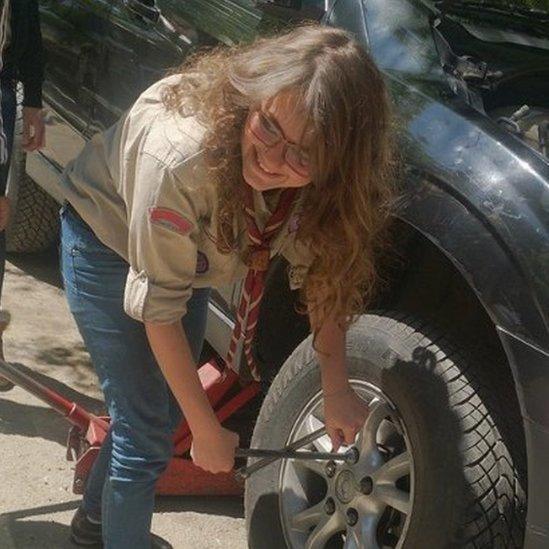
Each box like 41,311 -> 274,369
149,207 -> 193,236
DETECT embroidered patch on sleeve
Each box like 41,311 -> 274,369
148,207 -> 194,236
195,251 -> 209,274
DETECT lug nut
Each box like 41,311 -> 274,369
360,476 -> 373,495
324,497 -> 336,515
348,447 -> 360,464
346,508 -> 359,526
325,460 -> 336,478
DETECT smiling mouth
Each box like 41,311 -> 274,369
254,148 -> 279,177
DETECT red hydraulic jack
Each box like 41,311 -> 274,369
0,356 -> 260,497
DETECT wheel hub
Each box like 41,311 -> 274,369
334,469 -> 357,504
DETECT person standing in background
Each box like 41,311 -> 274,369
0,0 -> 46,391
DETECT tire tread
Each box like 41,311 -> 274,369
246,311 -> 526,548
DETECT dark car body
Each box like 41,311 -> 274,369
29,0 -> 549,546
357,2 -> 549,545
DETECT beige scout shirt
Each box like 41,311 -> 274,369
59,74 -> 314,324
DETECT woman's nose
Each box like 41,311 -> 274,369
261,141 -> 286,169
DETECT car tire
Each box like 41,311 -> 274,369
245,312 -> 526,548
5,111 -> 59,254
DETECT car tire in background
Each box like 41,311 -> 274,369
245,312 -> 526,548
5,109 -> 59,254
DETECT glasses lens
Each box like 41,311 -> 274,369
250,111 -> 280,146
286,145 -> 310,177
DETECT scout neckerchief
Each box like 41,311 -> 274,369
226,184 -> 298,380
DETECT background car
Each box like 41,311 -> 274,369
5,1 -> 549,547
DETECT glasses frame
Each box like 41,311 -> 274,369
247,110 -> 311,179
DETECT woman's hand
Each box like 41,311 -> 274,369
191,425 -> 239,474
323,386 -> 370,451
22,107 -> 45,152
311,313 -> 368,450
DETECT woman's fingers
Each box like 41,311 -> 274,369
37,121 -> 46,148
34,115 -> 46,149
22,108 -> 46,152
328,428 -> 345,452
29,120 -> 45,151
190,427 -> 239,473
343,427 -> 359,446
324,389 -> 371,451
328,423 -> 363,450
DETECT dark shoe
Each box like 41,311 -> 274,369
150,533 -> 173,549
70,506 -> 102,546
70,506 -> 173,548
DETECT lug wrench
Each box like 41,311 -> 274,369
235,427 -> 359,479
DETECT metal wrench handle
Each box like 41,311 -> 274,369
236,427 -> 328,479
235,448 -> 352,462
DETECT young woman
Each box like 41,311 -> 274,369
59,25 -> 394,548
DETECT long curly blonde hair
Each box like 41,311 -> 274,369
162,24 -> 396,333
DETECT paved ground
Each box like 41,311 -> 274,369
0,249 -> 247,549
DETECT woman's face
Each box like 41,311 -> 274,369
241,92 -> 313,192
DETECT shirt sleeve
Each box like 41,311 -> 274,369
124,154 -> 202,324
19,0 -> 45,108
279,232 -> 316,291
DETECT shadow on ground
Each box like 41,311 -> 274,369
156,495 -> 244,519
0,497 -> 244,548
0,362 -> 105,446
7,246 -> 62,290
0,501 -> 79,549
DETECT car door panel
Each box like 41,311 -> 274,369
39,0 -> 112,172
91,0 -> 199,131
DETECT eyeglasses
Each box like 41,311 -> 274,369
248,110 -> 311,178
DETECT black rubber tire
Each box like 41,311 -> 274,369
245,312 -> 526,548
5,112 -> 59,254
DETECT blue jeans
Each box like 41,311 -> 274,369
60,204 -> 211,548
0,79 -> 17,303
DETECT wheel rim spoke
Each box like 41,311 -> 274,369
377,418 -> 401,446
358,400 -> 392,455
298,457 -> 327,477
305,414 -> 332,453
291,500 -> 325,532
304,512 -> 344,549
312,434 -> 333,453
358,511 -> 382,549
374,451 -> 411,484
343,510 -> 381,549
375,484 -> 411,515
343,527 -> 362,549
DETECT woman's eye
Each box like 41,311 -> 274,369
286,147 -> 310,176
259,113 -> 280,136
